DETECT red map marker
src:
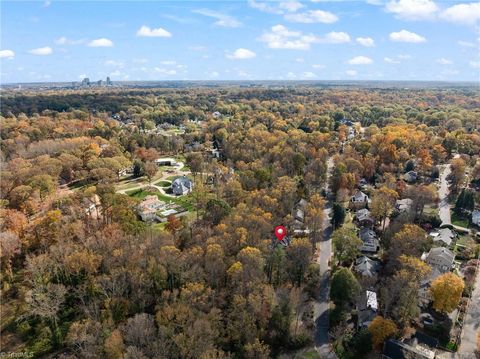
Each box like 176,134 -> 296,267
275,226 -> 287,241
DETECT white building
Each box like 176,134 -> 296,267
172,176 -> 193,196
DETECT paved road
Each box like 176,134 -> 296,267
458,259 -> 480,358
438,163 -> 452,226
314,157 -> 337,359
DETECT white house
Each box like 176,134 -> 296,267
172,176 -> 193,196
395,198 -> 413,213
137,195 -> 165,222
357,290 -> 378,328
404,171 -> 418,183
349,190 -> 371,210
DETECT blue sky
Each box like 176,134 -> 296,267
1,0 -> 479,83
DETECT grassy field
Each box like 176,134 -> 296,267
452,212 -> 469,228
153,180 -> 171,187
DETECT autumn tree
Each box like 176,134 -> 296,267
305,193 -> 325,247
368,316 -> 398,348
430,273 -> 465,313
144,161 -> 158,186
371,187 -> 398,233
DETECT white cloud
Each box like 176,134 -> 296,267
193,9 -> 242,27
384,57 -> 400,64
279,1 -> 304,12
436,58 -> 453,65
389,29 -> 426,43
347,56 -> 373,65
226,48 -> 256,59
356,37 -> 375,47
346,70 -> 357,76
206,71 -> 219,78
259,25 -> 317,50
104,60 -> 124,68
397,54 -> 411,59
440,3 -> 480,26
312,64 -> 326,69
29,46 -> 53,55
469,61 -> 480,69
0,49 -> 15,59
43,1 -> 51,7
133,58 -> 148,63
78,74 -> 86,79
87,38 -> 114,47
55,36 -> 85,45
320,31 -> 351,43
301,71 -> 317,79
458,40 -> 476,48
385,0 -> 438,20
154,67 -> 177,75
160,60 -> 177,65
284,10 -> 338,23
136,25 -> 172,37
296,57 -> 305,63
248,0 -> 303,14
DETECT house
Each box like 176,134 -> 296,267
355,256 -> 381,277
172,176 -> 193,196
355,208 -> 374,227
357,290 -> 378,328
348,127 -> 355,140
358,228 -> 380,253
422,247 -> 455,273
292,199 -> 308,231
429,228 -> 456,247
472,209 -> 480,226
418,267 -> 442,305
395,198 -> 413,213
137,195 -> 165,222
155,157 -> 177,166
383,339 -> 435,359
404,171 -> 418,183
349,190 -> 371,210
82,195 -> 101,216
212,111 -> 222,118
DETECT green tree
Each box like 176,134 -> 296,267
332,227 -> 361,265
330,268 -> 360,308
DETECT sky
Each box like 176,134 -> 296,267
1,0 -> 479,83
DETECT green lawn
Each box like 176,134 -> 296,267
451,212 -> 469,228
125,188 -> 194,211
153,180 -> 171,187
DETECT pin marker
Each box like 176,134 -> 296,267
275,226 -> 287,241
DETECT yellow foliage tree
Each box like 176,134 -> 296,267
430,272 -> 465,313
368,316 -> 398,348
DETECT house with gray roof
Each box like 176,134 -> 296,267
172,176 -> 193,196
358,228 -> 379,253
404,171 -> 418,183
355,208 -> 374,227
472,209 -> 480,227
429,228 -> 456,247
349,190 -> 371,210
395,198 -> 413,213
422,247 -> 455,273
355,256 -> 381,277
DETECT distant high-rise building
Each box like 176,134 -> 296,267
97,80 -> 103,86
106,77 -> 112,86
81,78 -> 90,86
